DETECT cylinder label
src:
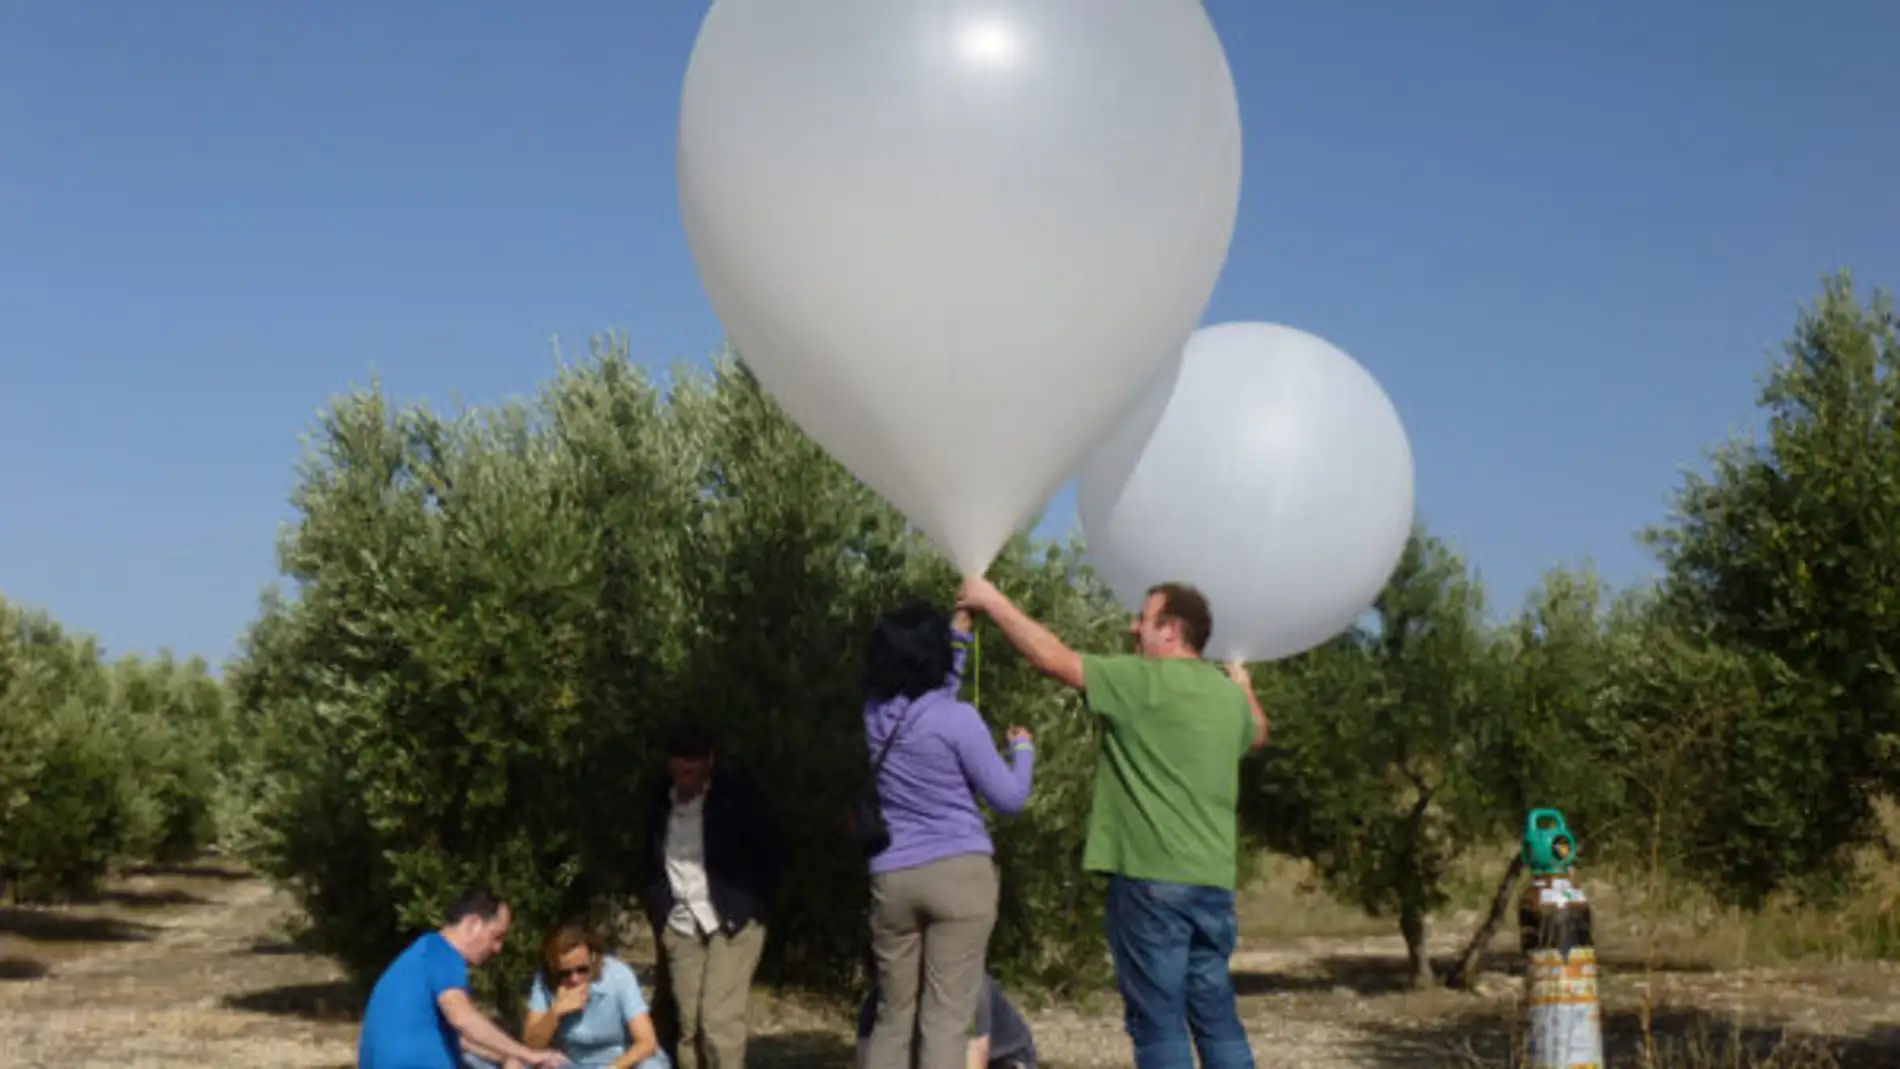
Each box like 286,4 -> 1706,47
1525,947 -> 1603,1068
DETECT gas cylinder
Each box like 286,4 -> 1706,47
1517,808 -> 1603,1069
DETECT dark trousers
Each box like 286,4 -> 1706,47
1104,875 -> 1254,1069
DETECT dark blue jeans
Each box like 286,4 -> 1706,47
1104,875 -> 1254,1069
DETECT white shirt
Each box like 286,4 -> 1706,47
664,788 -> 723,936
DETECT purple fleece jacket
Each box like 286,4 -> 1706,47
864,630 -> 1035,875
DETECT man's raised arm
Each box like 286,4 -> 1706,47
956,577 -> 1085,691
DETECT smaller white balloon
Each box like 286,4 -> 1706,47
1077,322 -> 1416,662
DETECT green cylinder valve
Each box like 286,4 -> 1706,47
1522,808 -> 1577,877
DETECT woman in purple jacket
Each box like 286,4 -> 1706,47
861,601 -> 1034,1069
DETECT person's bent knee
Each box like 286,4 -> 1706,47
1128,1037 -> 1199,1069
1191,1037 -> 1255,1069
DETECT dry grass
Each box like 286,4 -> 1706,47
4,848 -> 1900,1067
1225,823 -> 1900,1068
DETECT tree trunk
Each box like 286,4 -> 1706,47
1446,854 -> 1525,991
1397,775 -> 1439,989
1400,899 -> 1435,989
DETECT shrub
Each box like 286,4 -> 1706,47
0,598 -> 239,900
234,344 -> 1132,1005
0,601 -> 141,899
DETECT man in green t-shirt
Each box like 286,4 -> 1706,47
956,577 -> 1265,1069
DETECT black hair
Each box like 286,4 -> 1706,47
864,600 -> 954,703
666,719 -> 717,760
445,887 -> 506,924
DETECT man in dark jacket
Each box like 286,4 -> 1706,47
643,719 -> 787,1069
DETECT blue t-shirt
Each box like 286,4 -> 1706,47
527,956 -> 666,1068
359,932 -> 470,1069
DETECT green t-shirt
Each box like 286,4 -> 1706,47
1080,654 -> 1257,890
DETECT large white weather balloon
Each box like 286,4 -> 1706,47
1077,322 -> 1416,662
678,0 -> 1243,574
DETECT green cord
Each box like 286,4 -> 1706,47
971,629 -> 982,710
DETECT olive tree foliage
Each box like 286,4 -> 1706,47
1471,568 -> 1703,870
1421,565 -> 1628,987
0,605 -> 127,900
1477,567 -> 1625,834
0,599 -> 59,855
233,339 -> 1129,1006
1431,272 -> 1900,923
1594,606 -> 1773,895
0,595 -> 237,900
1247,529 -> 1505,988
229,350 -> 700,998
1644,271 -> 1900,906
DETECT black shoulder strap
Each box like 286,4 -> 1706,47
870,692 -> 934,776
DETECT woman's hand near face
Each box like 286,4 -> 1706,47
551,981 -> 590,1016
523,968 -> 591,1050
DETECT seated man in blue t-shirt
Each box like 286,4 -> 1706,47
855,969 -> 1039,1069
358,888 -> 566,1069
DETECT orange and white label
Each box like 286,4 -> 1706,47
1525,948 -> 1603,1068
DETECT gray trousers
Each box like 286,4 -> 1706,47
659,921 -> 766,1069
864,854 -> 999,1069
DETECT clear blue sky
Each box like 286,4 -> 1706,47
4,1 -> 1897,667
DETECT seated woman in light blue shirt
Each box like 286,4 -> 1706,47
464,922 -> 670,1069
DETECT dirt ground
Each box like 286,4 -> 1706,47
6,865 -> 1900,1068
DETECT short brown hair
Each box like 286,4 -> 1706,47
541,921 -> 605,983
1147,582 -> 1212,654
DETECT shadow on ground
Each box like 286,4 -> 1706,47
224,980 -> 363,1024
1342,1004 -> 1900,1068
749,1030 -> 857,1068
0,907 -> 158,944
301,1036 -> 856,1069
84,887 -> 210,910
1233,948 -> 1721,998
124,862 -> 251,882
246,937 -> 308,956
0,955 -> 49,981
1233,957 -> 1423,997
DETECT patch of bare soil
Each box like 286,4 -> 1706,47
0,864 -> 358,1068
6,869 -> 1900,1067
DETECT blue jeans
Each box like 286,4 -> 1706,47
1104,876 -> 1254,1069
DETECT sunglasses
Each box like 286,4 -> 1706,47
557,963 -> 594,980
